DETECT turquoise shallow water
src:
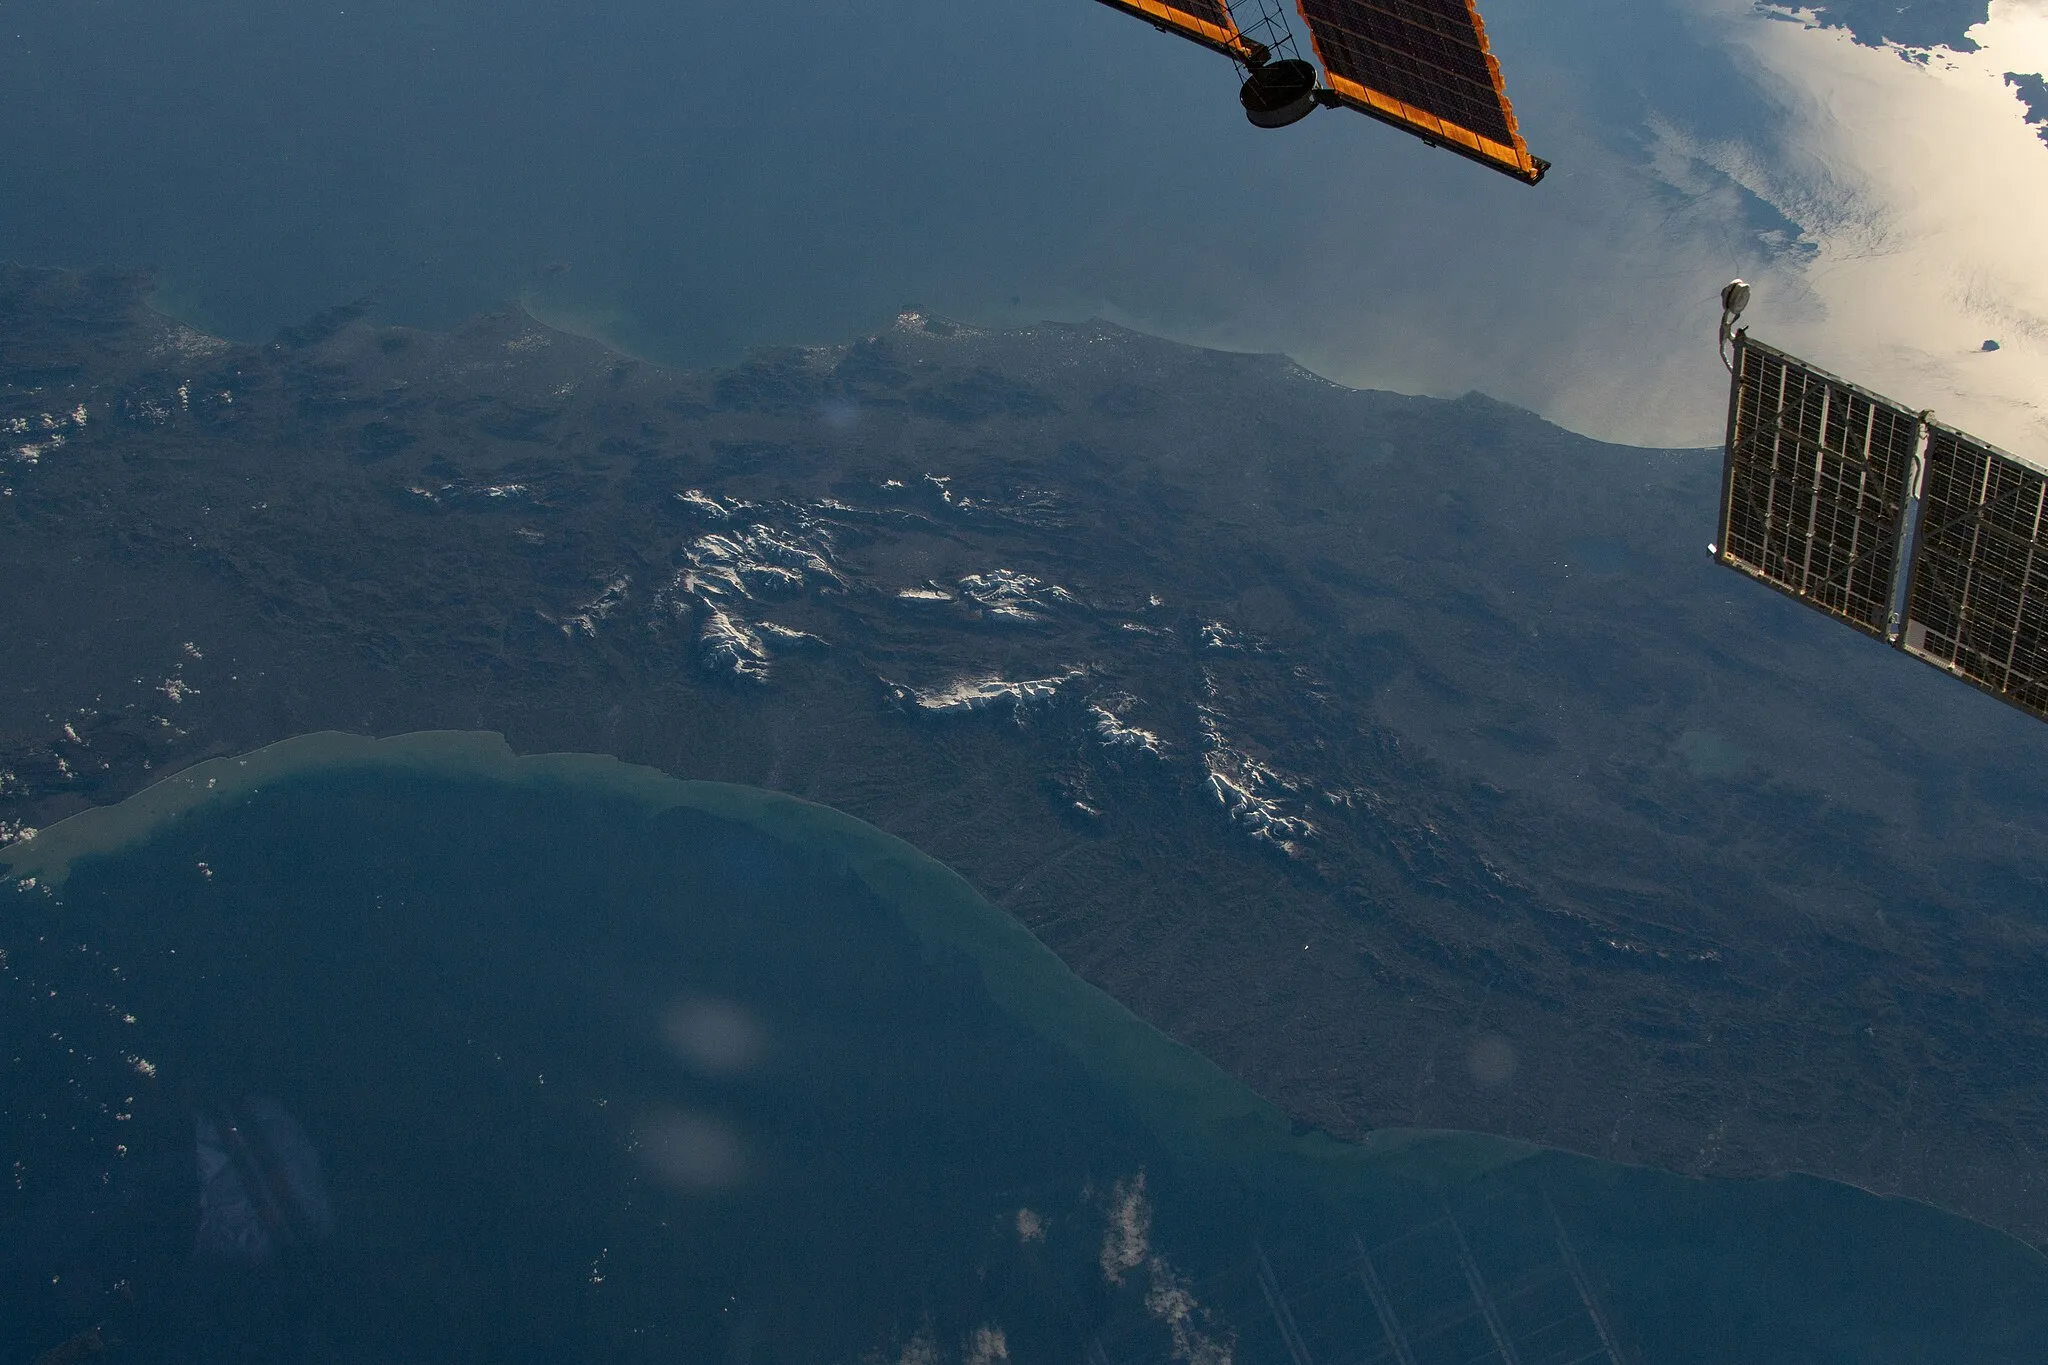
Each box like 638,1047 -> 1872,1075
3,732 -> 2046,1363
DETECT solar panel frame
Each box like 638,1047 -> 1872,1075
1715,334 -> 1921,640
1092,0 -> 1256,60
1294,0 -> 1544,183
1901,424 -> 2048,719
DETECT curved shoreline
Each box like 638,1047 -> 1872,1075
9,727 -> 2048,1291
1,729 -> 1535,1200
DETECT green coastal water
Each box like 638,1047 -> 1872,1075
3,732 -> 2045,1363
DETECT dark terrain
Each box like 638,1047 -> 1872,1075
4,264 -> 2047,1248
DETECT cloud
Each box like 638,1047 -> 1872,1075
1031,0 -> 1806,449
963,1326 -> 1010,1365
1015,1207 -> 1046,1244
1661,0 -> 2048,459
1098,1171 -> 1151,1285
635,1107 -> 746,1192
894,1333 -> 939,1365
1468,1033 -> 1519,1088
659,993 -> 768,1077
1143,1258 -> 1236,1365
1054,0 -> 2048,457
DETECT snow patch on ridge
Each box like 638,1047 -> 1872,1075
888,670 -> 1082,714
1200,621 -> 1260,653
677,523 -> 842,601
7,406 -> 86,466
700,608 -> 770,681
551,575 -> 631,638
1199,709 -> 1315,856
1089,702 -> 1165,757
757,621 -> 826,649
675,488 -> 748,520
958,570 -> 1074,622
657,508 -> 845,679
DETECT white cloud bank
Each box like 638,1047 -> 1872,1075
1665,0 -> 2048,461
1065,0 -> 2048,459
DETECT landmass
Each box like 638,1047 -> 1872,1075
1767,0 -> 1991,51
6,264 -> 2048,1247
2009,71 -> 2048,143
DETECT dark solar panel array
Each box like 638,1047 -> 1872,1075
1134,0 -> 1233,28
1296,0 -> 1516,144
1716,335 -> 2048,724
1089,0 -> 1544,182
1902,426 -> 2048,718
1092,0 -> 1246,58
1717,338 -> 1919,638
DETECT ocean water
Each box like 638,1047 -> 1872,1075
0,0 -> 1240,365
2,733 -> 2046,1364
0,0 -> 1779,445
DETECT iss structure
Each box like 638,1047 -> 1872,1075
1090,0 -> 1548,184
1713,290 -> 2048,724
1088,5 -> 2045,723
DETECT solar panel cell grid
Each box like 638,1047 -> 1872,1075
1716,335 -> 2048,723
1717,340 -> 1917,638
1903,428 -> 2048,718
1090,0 -> 1545,182
1298,0 -> 1515,143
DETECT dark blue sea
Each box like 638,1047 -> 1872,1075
4,736 -> 2046,1363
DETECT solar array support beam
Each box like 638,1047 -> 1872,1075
1716,331 -> 2048,723
1352,1235 -> 1421,1365
1445,1209 -> 1524,1365
1884,425 -> 1932,641
1543,1191 -> 1628,1365
1254,1241 -> 1317,1365
1090,1202 -> 1629,1364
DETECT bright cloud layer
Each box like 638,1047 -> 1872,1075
1077,0 -> 2048,460
1672,0 -> 2048,460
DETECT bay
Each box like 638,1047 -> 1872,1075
3,732 -> 2043,1363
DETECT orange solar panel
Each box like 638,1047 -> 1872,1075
1086,0 -> 1545,180
1093,0 -> 1256,60
1294,0 -> 1545,182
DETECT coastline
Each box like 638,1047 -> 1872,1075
2,728 -> 1537,1201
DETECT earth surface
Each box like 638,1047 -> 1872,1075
5,262 -> 2048,1251
6,0 -> 2047,455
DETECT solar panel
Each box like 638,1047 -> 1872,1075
1293,0 -> 1544,182
1715,335 -> 1920,639
1713,333 -> 2048,724
1093,0 -> 1255,59
1901,425 -> 2048,718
